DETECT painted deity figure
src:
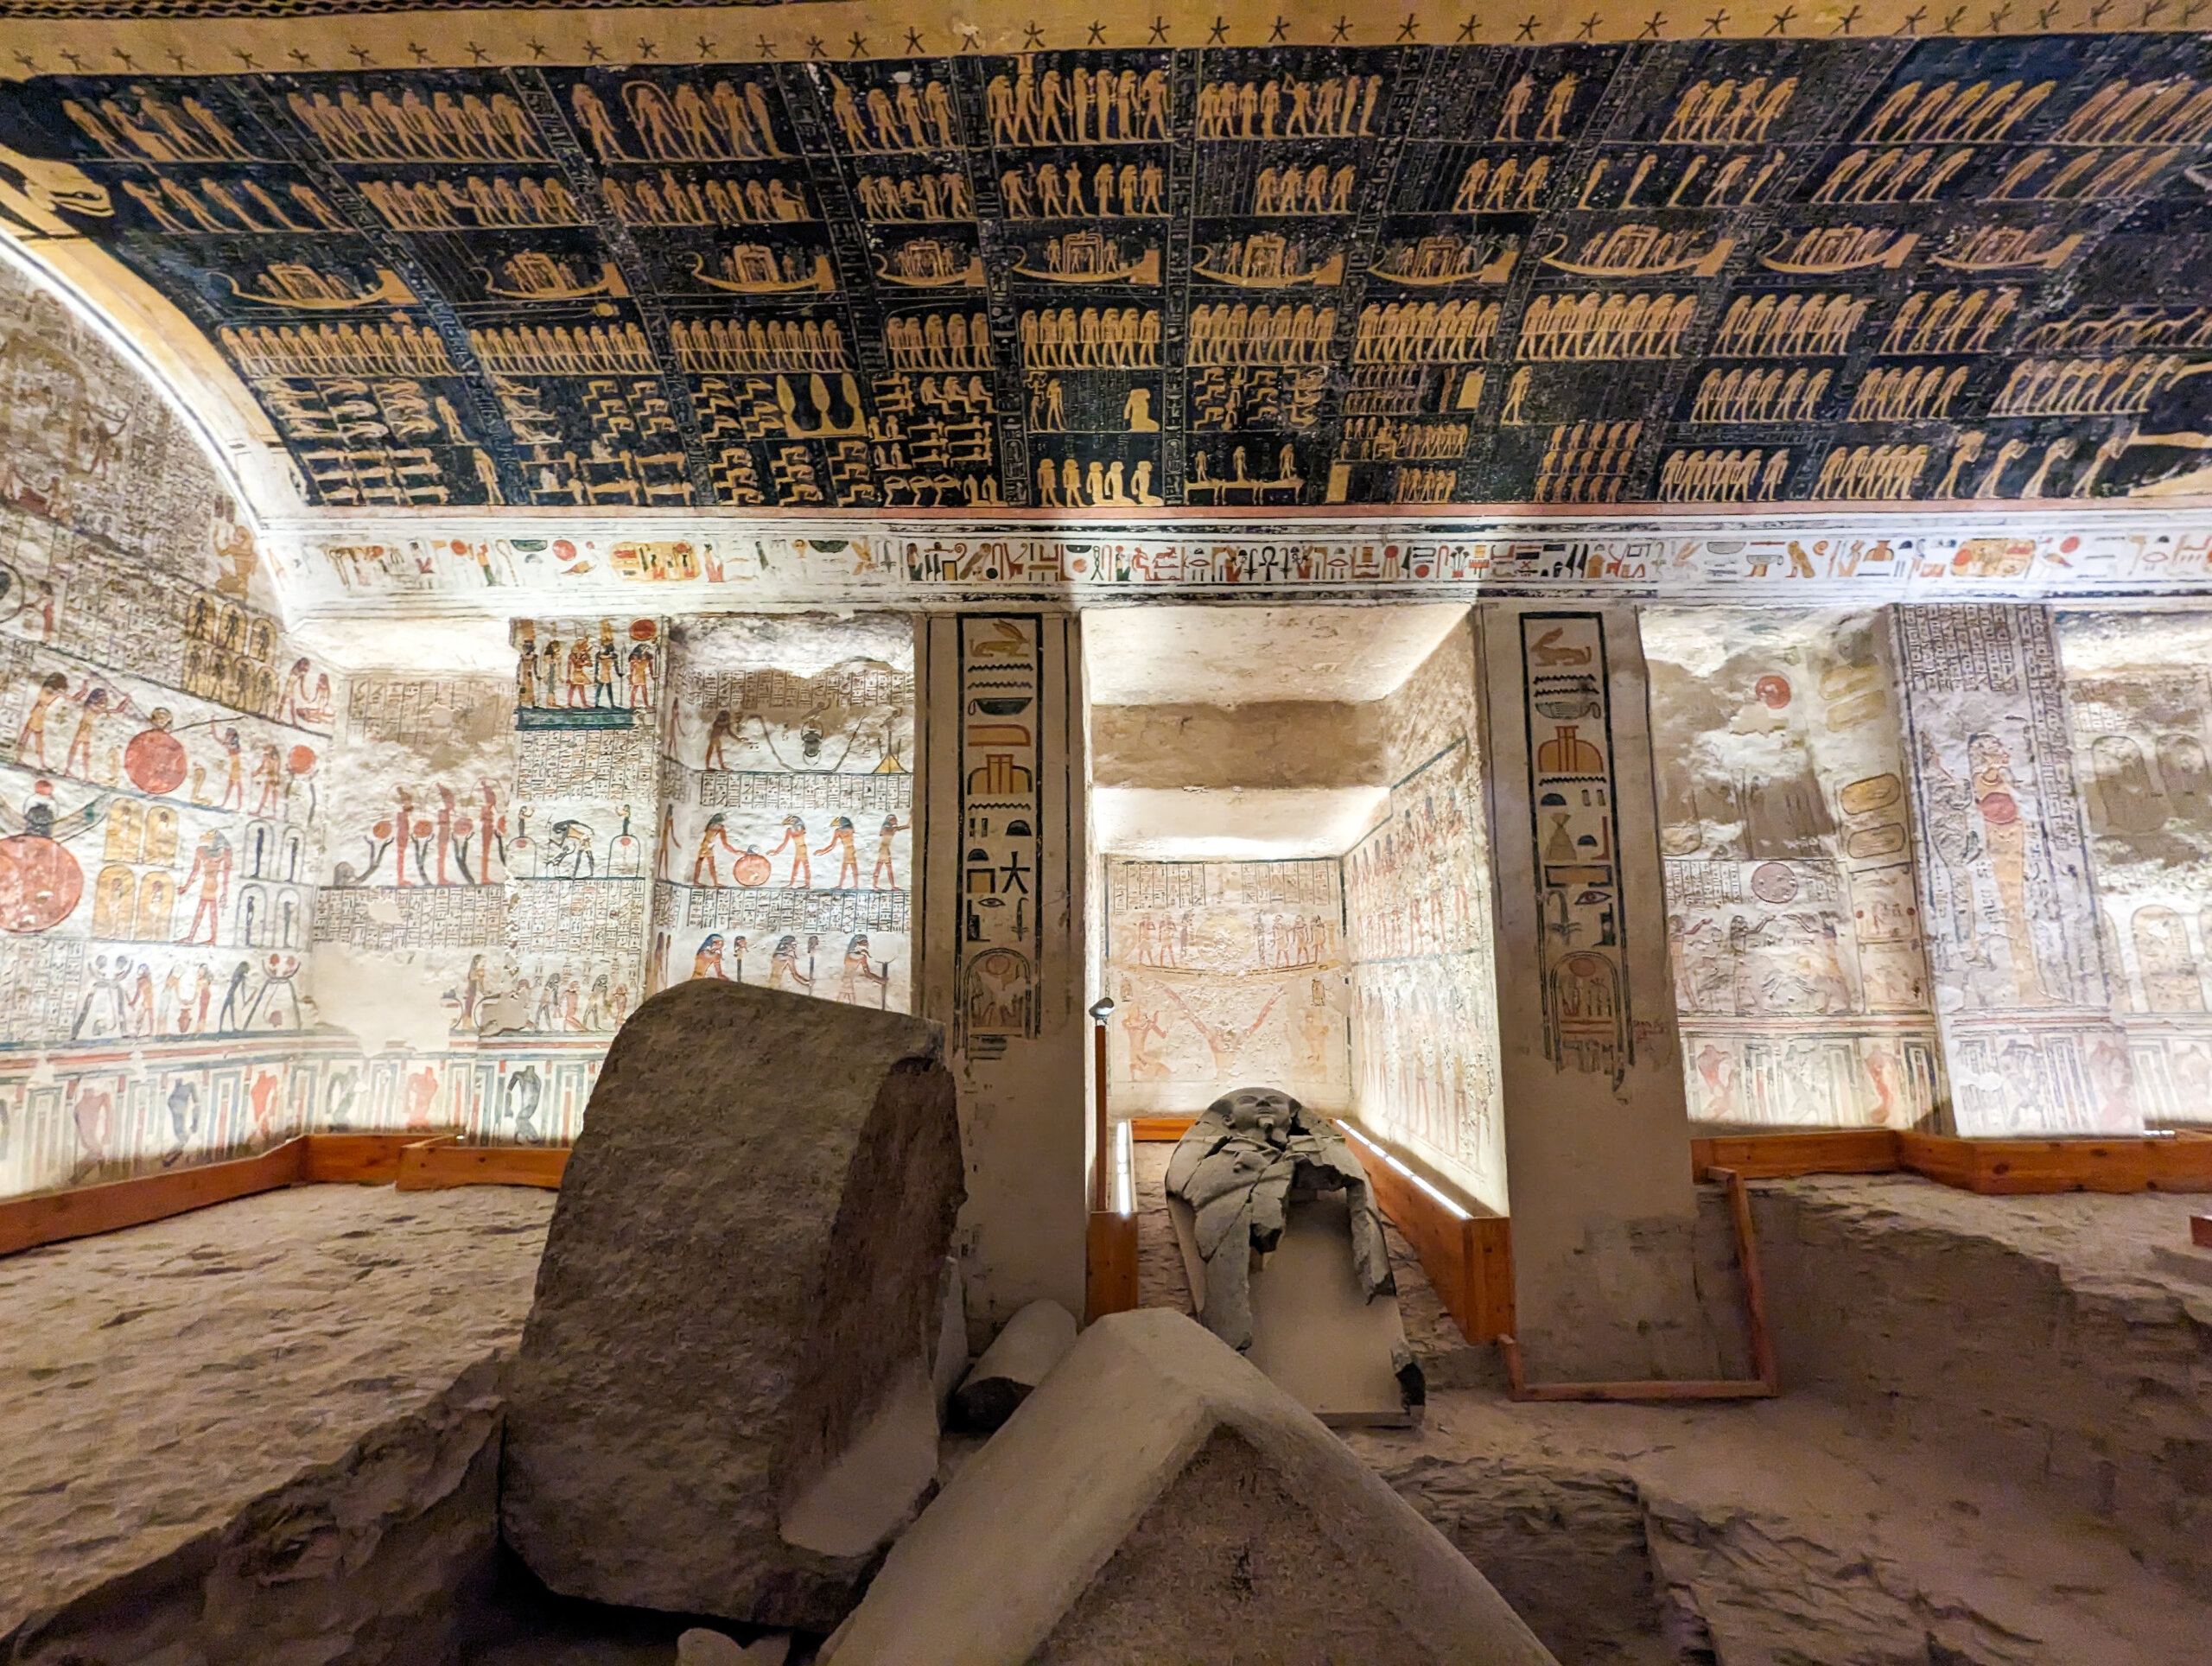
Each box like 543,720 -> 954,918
1967,731 -> 2048,1004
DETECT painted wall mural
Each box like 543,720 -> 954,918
1103,856 -> 1345,1116
307,635 -> 644,1149
0,258 -> 345,1198
1345,614 -> 1505,1211
649,611 -> 913,1009
1345,737 -> 1503,1207
8,32 -> 2212,515
1897,602 -> 2133,1133
1645,607 -> 1943,1129
271,517 -> 2212,614
2058,607 -> 2212,1127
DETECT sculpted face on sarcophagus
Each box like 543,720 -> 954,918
499,979 -> 965,1630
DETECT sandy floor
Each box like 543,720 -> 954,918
0,1182 -> 554,1636
8,1160 -> 2208,1663
1136,1140 -> 2212,1663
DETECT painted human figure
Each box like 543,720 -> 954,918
840,933 -> 888,1005
1865,1044 -> 1905,1125
769,933 -> 814,990
627,639 -> 655,709
1297,980 -> 1333,1072
434,785 -> 463,883
564,638 -> 591,707
476,781 -> 505,882
873,812 -> 905,888
217,959 -> 251,1031
64,685 -> 127,779
703,709 -> 738,769
404,1065 -> 439,1130
506,1066 -> 543,1143
128,962 -> 156,1036
693,932 -> 730,979
1694,1042 -> 1738,1119
817,815 -> 859,888
1121,990 -> 1170,1081
177,830 -> 232,945
1967,732 -> 2047,1003
72,956 -> 125,1039
251,743 -> 282,817
69,1079 -> 113,1176
187,963 -> 213,1033
453,954 -> 487,1029
282,658 -> 317,725
770,814 -> 810,887
592,623 -> 620,709
16,671 -> 68,766
218,728 -> 244,811
692,812 -> 743,885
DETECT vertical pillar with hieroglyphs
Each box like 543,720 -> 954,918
1480,602 -> 1730,1381
918,613 -> 1088,1335
1894,605 -> 2136,1135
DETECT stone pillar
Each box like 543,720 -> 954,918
1478,603 -> 1723,1380
1893,605 -> 2135,1134
918,614 -> 1089,1332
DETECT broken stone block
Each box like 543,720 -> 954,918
929,1255 -> 968,1419
820,1308 -> 1558,1666
500,981 -> 965,1631
951,1298 -> 1077,1430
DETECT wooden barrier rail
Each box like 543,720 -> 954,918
1346,1129 -> 1515,1345
1498,1166 -> 1781,1404
1690,1127 -> 2212,1195
0,1131 -> 568,1259
1084,1209 -> 1139,1322
396,1135 -> 569,1192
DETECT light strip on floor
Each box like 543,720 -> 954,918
1335,1119 -> 1470,1222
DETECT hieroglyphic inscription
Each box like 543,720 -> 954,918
516,727 -> 660,798
347,676 -> 506,746
507,877 -> 649,952
314,885 -> 507,952
683,887 -> 910,934
1521,613 -> 1630,1084
958,615 -> 1043,1053
699,770 -> 912,811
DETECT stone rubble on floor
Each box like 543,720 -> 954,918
0,1182 -> 556,1666
500,982 -> 967,1632
951,1297 -> 1077,1431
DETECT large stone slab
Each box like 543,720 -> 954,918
821,1308 -> 1557,1666
499,980 -> 964,1630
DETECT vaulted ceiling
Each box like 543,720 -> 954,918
1,10 -> 2209,519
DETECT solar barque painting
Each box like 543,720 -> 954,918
5,32 -> 2212,510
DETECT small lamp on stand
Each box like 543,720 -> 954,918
1087,995 -> 1115,1214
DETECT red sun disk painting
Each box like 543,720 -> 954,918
124,728 -> 188,795
0,834 -> 82,933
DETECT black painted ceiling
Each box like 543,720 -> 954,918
4,31 -> 2212,511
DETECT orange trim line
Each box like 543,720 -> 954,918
0,1131 -> 567,1258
